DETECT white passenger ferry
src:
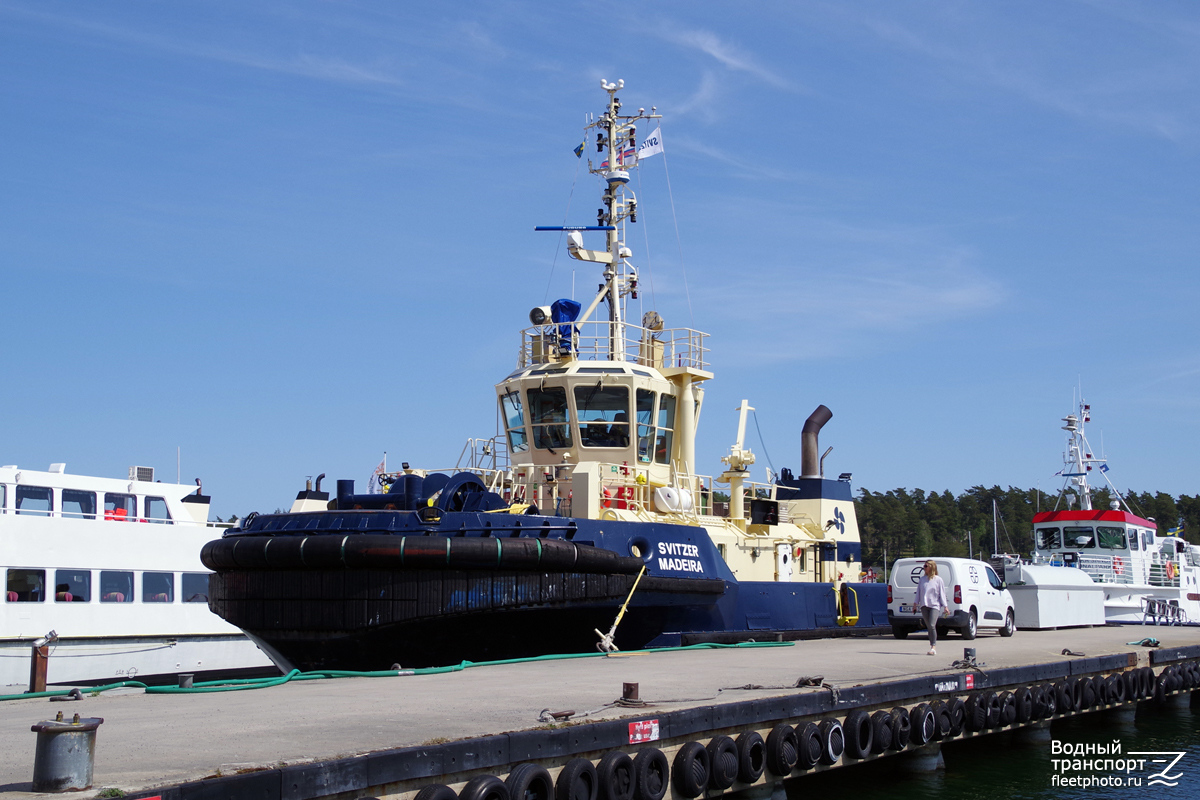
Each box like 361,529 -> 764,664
1028,402 -> 1200,625
1,462 -> 275,688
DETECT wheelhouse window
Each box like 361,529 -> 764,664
55,569 -> 91,602
104,493 -> 135,521
0,484 -> 6,512
1064,526 -> 1095,548
15,485 -> 53,515
62,489 -> 97,520
100,571 -> 134,602
528,386 -> 572,451
1129,530 -> 1141,551
1097,526 -> 1127,549
655,394 -> 676,465
144,496 -> 173,524
1142,530 -> 1154,549
1036,528 -> 1061,550
6,568 -> 45,602
636,389 -> 656,463
182,573 -> 210,602
500,391 -> 529,454
575,384 -> 630,448
143,572 -> 174,602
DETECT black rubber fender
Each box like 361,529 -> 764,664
983,691 -> 1003,729
1014,687 -> 1034,724
946,696 -> 966,736
1070,678 -> 1085,712
1092,675 -> 1108,706
461,776 -> 510,800
671,742 -> 709,799
1108,673 -> 1126,704
1141,667 -> 1155,698
817,718 -> 845,765
843,709 -> 874,759
632,749 -> 668,800
1041,684 -> 1058,717
869,710 -> 894,754
1054,681 -> 1074,713
1079,679 -> 1096,710
1121,671 -> 1139,703
999,691 -> 1017,726
1168,666 -> 1183,692
890,707 -> 911,750
705,736 -> 738,791
765,723 -> 798,775
795,722 -> 822,769
1154,673 -> 1170,705
963,693 -> 987,732
909,703 -> 935,745
507,764 -> 554,800
416,785 -> 459,800
557,758 -> 597,800
1030,685 -> 1047,720
734,731 -> 765,783
930,700 -> 952,739
596,752 -> 634,800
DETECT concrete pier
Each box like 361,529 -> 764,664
1,627 -> 1197,800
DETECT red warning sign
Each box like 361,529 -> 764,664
628,719 -> 660,744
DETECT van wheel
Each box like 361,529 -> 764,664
960,609 -> 977,640
891,626 -> 910,640
999,609 -> 1016,637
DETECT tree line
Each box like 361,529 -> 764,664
855,485 -> 1199,568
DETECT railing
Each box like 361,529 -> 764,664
0,508 -> 221,526
518,320 -> 709,371
1148,559 -> 1181,588
1077,554 -> 1135,585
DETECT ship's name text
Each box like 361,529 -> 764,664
657,542 -> 704,573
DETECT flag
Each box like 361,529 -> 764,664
1099,464 -> 1110,473
574,137 -> 586,158
600,147 -> 637,169
637,126 -> 664,159
367,455 -> 387,494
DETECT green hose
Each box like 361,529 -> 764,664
0,640 -> 792,701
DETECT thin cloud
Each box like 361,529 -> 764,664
662,27 -> 796,91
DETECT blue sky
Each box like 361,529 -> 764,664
3,1 -> 1198,518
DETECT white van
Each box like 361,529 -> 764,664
887,557 -> 1016,640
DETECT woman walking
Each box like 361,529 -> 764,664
916,560 -> 950,655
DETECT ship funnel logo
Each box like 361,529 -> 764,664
832,508 -> 845,535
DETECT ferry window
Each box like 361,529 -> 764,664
0,484 -> 6,512
142,572 -> 174,602
100,571 -> 134,603
636,389 -> 656,463
655,394 -> 676,465
55,570 -> 91,602
1097,526 -> 1126,549
1064,526 -> 1095,548
15,485 -> 53,515
144,497 -> 173,524
6,568 -> 45,602
1036,528 -> 1061,550
528,387 -> 573,450
1142,530 -> 1154,549
182,573 -> 210,602
575,384 -> 630,448
500,391 -> 528,454
61,489 -> 97,520
104,493 -> 135,521
1129,530 -> 1141,551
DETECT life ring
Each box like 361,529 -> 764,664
1112,556 -> 1124,575
1166,560 -> 1176,581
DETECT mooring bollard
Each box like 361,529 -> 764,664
30,712 -> 104,792
178,673 -> 195,689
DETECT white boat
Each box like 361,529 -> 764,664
1,462 -> 276,689
1024,401 -> 1200,625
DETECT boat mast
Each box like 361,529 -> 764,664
1060,403 -> 1094,510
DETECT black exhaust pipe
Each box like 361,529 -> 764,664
801,405 -> 832,478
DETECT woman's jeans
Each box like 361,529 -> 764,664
921,607 -> 940,646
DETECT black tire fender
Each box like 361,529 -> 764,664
1109,673 -> 1126,704
929,700 -> 952,739
998,691 -> 1017,726
795,722 -> 822,769
557,758 -> 597,800
909,703 -> 935,745
765,723 -> 798,776
843,709 -> 874,759
1154,674 -> 1169,705
1070,678 -> 1085,712
1014,687 -> 1034,724
416,785 -> 459,800
869,710 -> 894,754
632,750 -> 668,800
596,752 -> 634,800
982,691 -> 1003,728
817,718 -> 844,765
461,776 -> 510,800
705,736 -> 738,790
963,693 -> 987,732
671,742 -> 709,799
946,697 -> 966,736
1054,681 -> 1073,713
734,732 -> 765,783
890,707 -> 912,750
507,764 -> 554,800
1041,684 -> 1058,717
1030,685 -> 1047,720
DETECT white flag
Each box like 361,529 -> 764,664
637,126 -> 664,159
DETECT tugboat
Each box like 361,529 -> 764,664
203,81 -> 887,671
1027,400 -> 1200,624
